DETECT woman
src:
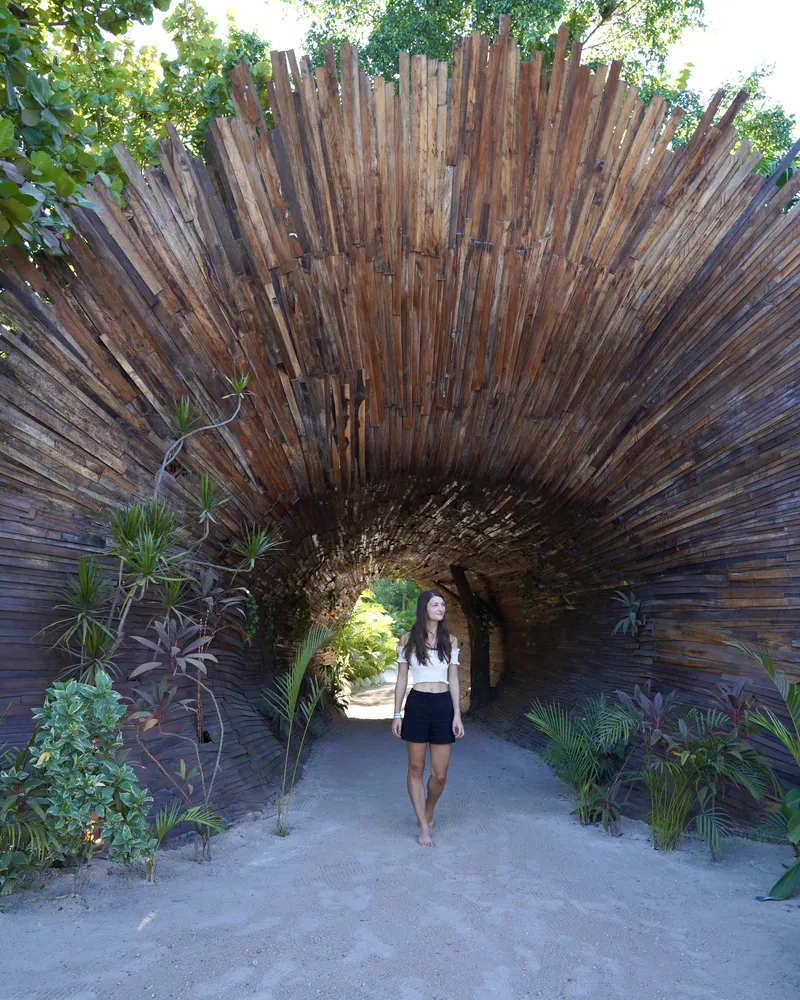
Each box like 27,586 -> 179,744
391,590 -> 465,847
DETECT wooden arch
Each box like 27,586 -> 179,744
1,21 -> 799,786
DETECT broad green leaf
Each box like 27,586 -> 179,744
27,75 -> 52,107
760,859 -> 800,901
0,196 -> 32,223
0,118 -> 13,152
53,171 -> 77,198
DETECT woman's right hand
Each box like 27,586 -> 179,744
391,718 -> 402,738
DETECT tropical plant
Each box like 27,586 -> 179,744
31,671 -> 156,869
43,373 -> 278,864
0,0 -> 276,255
729,641 -> 800,899
612,590 -> 646,637
661,710 -> 776,857
714,677 -> 756,734
615,681 -> 775,854
615,681 -> 687,849
146,802 -> 227,882
298,0 -> 797,190
370,578 -> 421,637
0,729 -> 52,894
526,695 -> 632,829
263,624 -> 333,837
332,591 -> 398,686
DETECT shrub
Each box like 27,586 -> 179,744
31,671 -> 155,868
332,592 -> 398,685
369,579 -> 421,637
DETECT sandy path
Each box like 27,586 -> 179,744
2,712 -> 798,1000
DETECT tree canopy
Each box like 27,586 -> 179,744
0,0 -> 795,256
0,0 -> 271,253
298,0 -> 796,165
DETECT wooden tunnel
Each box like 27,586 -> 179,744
1,21 -> 799,806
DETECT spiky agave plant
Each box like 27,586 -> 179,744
263,623 -> 333,837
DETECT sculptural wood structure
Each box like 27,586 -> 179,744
1,20 -> 799,805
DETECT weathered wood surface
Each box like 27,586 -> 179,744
1,21 -> 799,795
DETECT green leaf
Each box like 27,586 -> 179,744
27,75 -> 52,107
785,787 -> 800,811
0,197 -> 32,223
0,119 -> 14,152
20,108 -> 41,127
759,859 -> 800,901
53,170 -> 77,198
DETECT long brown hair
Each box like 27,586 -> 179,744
403,590 -> 452,665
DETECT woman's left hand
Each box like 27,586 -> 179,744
452,716 -> 465,739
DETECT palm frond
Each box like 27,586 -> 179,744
695,806 -> 734,858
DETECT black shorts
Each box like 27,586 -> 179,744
401,689 -> 455,745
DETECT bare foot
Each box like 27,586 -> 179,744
417,827 -> 435,848
426,816 -> 435,831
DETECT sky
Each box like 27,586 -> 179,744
130,0 -> 799,127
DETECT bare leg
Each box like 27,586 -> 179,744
406,742 -> 434,846
426,743 -> 452,828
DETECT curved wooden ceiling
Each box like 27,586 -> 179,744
1,21 -> 799,618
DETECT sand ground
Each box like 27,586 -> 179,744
2,687 -> 798,1000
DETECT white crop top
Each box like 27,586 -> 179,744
397,642 -> 459,685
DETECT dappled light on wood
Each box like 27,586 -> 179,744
1,21 -> 799,793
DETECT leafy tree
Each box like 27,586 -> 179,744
297,0 -> 705,79
370,577 -> 421,636
643,63 -> 797,170
0,0 -> 273,254
332,590 -> 399,683
0,1 -> 158,251
296,0 -> 796,170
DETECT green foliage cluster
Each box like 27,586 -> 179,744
332,590 -> 398,685
1,672 -> 155,893
527,695 -> 629,830
31,672 -> 155,866
642,64 -> 797,170
0,0 -> 135,251
369,577 -> 421,636
730,643 -> 800,900
528,679 -> 773,852
3,372 -> 277,890
529,650 -> 800,899
54,0 -> 273,170
298,0 -> 796,175
0,725 -> 52,893
0,0 -> 273,254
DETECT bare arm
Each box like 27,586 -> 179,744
449,637 -> 464,737
392,634 -> 410,737
394,661 -> 409,716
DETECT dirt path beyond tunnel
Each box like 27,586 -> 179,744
2,715 -> 798,1000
